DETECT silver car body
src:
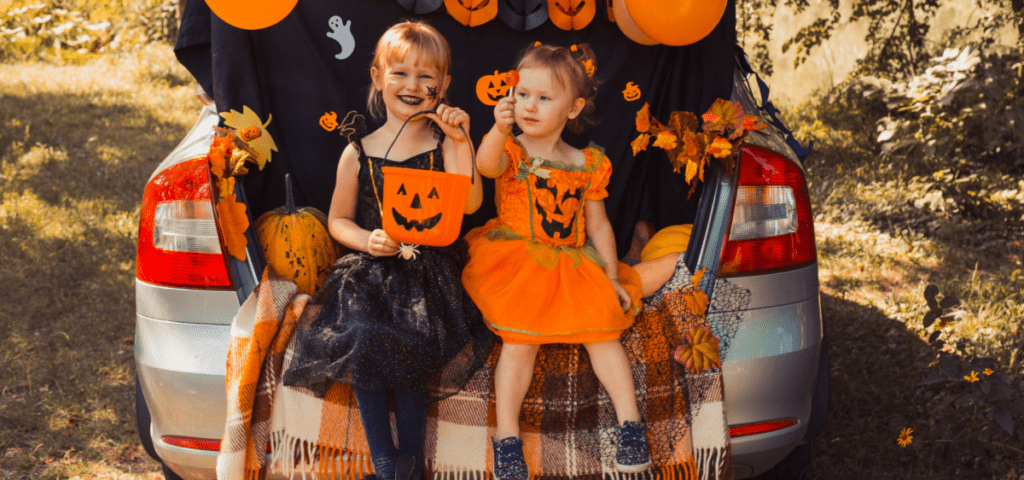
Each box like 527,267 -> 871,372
136,63 -> 824,480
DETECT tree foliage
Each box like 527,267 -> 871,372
738,0 -> 1024,80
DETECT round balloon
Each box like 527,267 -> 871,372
623,0 -> 726,46
205,0 -> 299,30
612,0 -> 658,45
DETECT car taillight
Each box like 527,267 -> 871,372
720,145 -> 816,276
729,419 -> 798,438
137,157 -> 233,289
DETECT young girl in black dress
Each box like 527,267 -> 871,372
283,21 -> 493,480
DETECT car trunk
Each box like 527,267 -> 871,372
173,0 -> 737,294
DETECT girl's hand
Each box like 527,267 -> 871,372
367,229 -> 399,257
611,279 -> 632,312
493,96 -> 515,134
428,104 -> 470,142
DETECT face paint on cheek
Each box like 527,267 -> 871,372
426,86 -> 438,100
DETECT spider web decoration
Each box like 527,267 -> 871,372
705,278 -> 749,372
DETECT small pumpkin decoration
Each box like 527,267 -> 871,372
381,165 -> 471,247
319,111 -> 339,131
548,0 -> 595,30
444,0 -> 498,26
622,82 -> 641,101
255,174 -> 344,296
476,70 -> 513,106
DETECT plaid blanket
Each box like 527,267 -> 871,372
220,266 -> 733,480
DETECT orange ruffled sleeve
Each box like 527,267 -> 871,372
501,136 -> 526,178
585,148 -> 613,201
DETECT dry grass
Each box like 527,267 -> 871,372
796,107 -> 1024,479
2,40 -> 1022,480
0,43 -> 194,479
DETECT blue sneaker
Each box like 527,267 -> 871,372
492,436 -> 528,480
615,421 -> 651,473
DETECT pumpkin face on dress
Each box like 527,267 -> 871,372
533,176 -> 584,240
548,0 -> 595,30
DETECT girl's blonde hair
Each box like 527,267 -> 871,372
514,43 -> 599,133
367,21 -> 451,121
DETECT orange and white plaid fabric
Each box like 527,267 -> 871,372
219,265 -> 733,480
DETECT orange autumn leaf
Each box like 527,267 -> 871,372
216,193 -> 249,261
669,111 -> 699,136
631,133 -> 651,156
685,157 -> 699,183
706,137 -> 733,158
703,98 -> 744,135
674,325 -> 721,373
675,128 -> 701,175
692,267 -> 705,287
653,130 -> 678,150
636,103 -> 651,133
743,114 -> 767,134
207,135 -> 234,179
683,287 -> 709,317
217,176 -> 235,199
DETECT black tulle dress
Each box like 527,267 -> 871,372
283,138 -> 494,400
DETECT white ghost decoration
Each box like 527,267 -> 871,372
327,16 -> 355,60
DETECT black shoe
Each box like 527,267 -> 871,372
492,436 -> 528,480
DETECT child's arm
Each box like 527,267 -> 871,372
476,96 -> 515,178
327,144 -> 399,256
432,104 -> 483,214
585,198 -> 632,311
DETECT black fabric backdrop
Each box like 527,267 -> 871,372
174,0 -> 736,254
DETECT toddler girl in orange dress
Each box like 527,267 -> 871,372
460,43 -> 649,480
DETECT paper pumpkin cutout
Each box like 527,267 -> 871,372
548,0 -> 596,30
396,0 -> 445,14
381,166 -> 471,246
444,0 -> 498,27
320,112 -> 339,131
533,176 -> 585,240
611,0 -> 657,45
622,0 -> 727,46
622,82 -> 641,101
498,0 -> 548,31
326,16 -> 356,60
476,70 -> 513,106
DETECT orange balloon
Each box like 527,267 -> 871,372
622,0 -> 726,46
205,0 -> 299,30
612,0 -> 658,45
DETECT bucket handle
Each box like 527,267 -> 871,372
381,110 -> 477,184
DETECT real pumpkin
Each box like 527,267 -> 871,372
255,174 -> 344,296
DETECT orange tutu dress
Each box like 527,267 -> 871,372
462,136 -> 642,345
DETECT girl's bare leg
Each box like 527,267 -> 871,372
583,340 -> 640,424
494,343 -> 541,439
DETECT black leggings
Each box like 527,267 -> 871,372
352,385 -> 428,479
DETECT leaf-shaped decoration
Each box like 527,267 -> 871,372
669,111 -> 699,136
631,133 -> 651,156
703,99 -> 744,135
743,114 -> 767,134
652,131 -> 678,150
673,326 -> 721,373
692,266 -> 705,287
706,137 -> 733,158
636,102 -> 651,133
220,106 -> 278,170
685,158 -> 700,184
208,135 -> 234,179
216,193 -> 249,261
216,176 -> 235,199
683,287 -> 710,317
672,129 -> 702,174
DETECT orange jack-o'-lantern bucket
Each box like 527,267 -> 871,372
381,166 -> 471,246
376,111 -> 476,247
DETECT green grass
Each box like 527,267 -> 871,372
0,43 -> 193,479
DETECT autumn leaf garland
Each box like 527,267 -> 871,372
633,99 -> 767,198
206,107 -> 279,262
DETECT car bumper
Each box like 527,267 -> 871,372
136,275 -> 822,480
